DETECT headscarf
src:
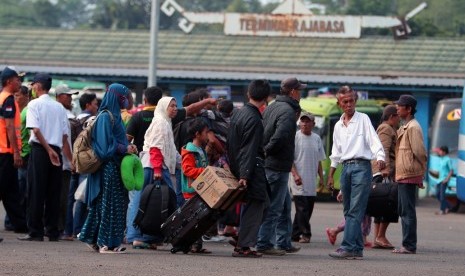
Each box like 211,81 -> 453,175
143,97 -> 177,174
92,83 -> 129,160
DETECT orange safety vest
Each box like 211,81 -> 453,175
0,91 -> 22,154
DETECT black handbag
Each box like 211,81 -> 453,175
366,177 -> 398,218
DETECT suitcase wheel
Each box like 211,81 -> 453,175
170,247 -> 178,254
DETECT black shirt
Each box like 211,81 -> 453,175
126,109 -> 155,152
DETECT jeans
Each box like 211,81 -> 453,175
436,183 -> 451,212
257,169 -> 292,250
175,168 -> 185,208
339,160 -> 372,253
398,183 -> 417,252
64,174 -> 87,236
126,167 -> 173,243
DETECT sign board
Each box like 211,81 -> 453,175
224,13 -> 362,38
207,85 -> 231,100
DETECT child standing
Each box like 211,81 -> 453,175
181,118 -> 211,253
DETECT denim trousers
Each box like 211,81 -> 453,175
64,174 -> 88,236
257,169 -> 292,250
398,183 -> 417,252
125,167 -> 173,243
436,183 -> 451,212
339,160 -> 372,253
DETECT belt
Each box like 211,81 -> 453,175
342,158 -> 370,165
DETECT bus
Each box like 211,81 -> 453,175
457,88 -> 465,202
300,97 -> 383,198
428,98 -> 460,198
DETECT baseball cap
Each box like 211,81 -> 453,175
395,95 -> 417,108
55,84 -> 78,96
1,66 -> 24,83
281,77 -> 307,92
299,111 -> 314,121
31,73 -> 52,87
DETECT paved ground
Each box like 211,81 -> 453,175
0,197 -> 464,276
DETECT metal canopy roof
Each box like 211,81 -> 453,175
0,28 -> 464,87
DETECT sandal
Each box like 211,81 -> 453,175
99,245 -> 127,254
132,241 -> 157,250
373,239 -> 394,249
326,228 -> 336,245
392,247 -> 415,254
232,248 -> 262,258
190,248 -> 212,254
86,243 -> 99,252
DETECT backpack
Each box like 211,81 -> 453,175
72,110 -> 114,174
134,182 -> 177,236
173,116 -> 195,153
69,115 -> 91,146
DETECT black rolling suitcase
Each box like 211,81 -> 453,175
161,194 -> 221,254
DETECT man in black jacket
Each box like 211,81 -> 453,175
227,79 -> 271,258
257,77 -> 304,255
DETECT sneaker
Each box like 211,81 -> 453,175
279,245 -> 301,253
202,235 -> 226,242
257,248 -> 286,256
329,248 -> 363,260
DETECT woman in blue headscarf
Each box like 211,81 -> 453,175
79,83 -> 138,254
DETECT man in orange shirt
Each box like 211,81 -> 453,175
0,67 -> 28,236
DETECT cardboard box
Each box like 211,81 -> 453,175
191,166 -> 242,210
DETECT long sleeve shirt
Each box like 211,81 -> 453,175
330,111 -> 385,168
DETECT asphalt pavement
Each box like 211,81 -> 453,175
0,197 -> 464,276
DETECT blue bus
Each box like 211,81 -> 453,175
457,87 -> 465,202
428,98 -> 460,198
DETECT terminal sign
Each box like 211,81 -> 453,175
225,13 -> 361,38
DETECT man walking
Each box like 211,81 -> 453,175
0,67 -> 28,235
290,112 -> 326,244
18,73 -> 73,241
392,95 -> 427,254
228,79 -> 271,258
327,86 -> 385,260
256,77 -> 304,255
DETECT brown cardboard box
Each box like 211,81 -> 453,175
191,166 -> 242,210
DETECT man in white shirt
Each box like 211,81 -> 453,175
327,86 -> 385,260
55,84 -> 79,239
290,112 -> 326,243
18,73 -> 73,242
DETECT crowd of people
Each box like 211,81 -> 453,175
0,66 -> 431,259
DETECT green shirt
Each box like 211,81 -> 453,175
20,107 -> 31,157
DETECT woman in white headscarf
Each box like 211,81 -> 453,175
143,96 -> 178,186
129,97 -> 179,250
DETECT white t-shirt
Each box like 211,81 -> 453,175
290,130 -> 326,196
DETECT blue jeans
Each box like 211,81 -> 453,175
339,160 -> 372,253
64,174 -> 87,236
398,183 -> 417,252
175,168 -> 185,208
125,167 -> 173,243
436,183 -> 450,212
257,169 -> 292,250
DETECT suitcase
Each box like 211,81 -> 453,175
161,194 -> 221,254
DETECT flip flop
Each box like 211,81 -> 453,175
132,241 -> 157,250
326,228 -> 336,245
392,247 -> 415,254
374,240 -> 395,249
190,248 -> 212,254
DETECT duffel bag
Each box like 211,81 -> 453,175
366,177 -> 398,218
